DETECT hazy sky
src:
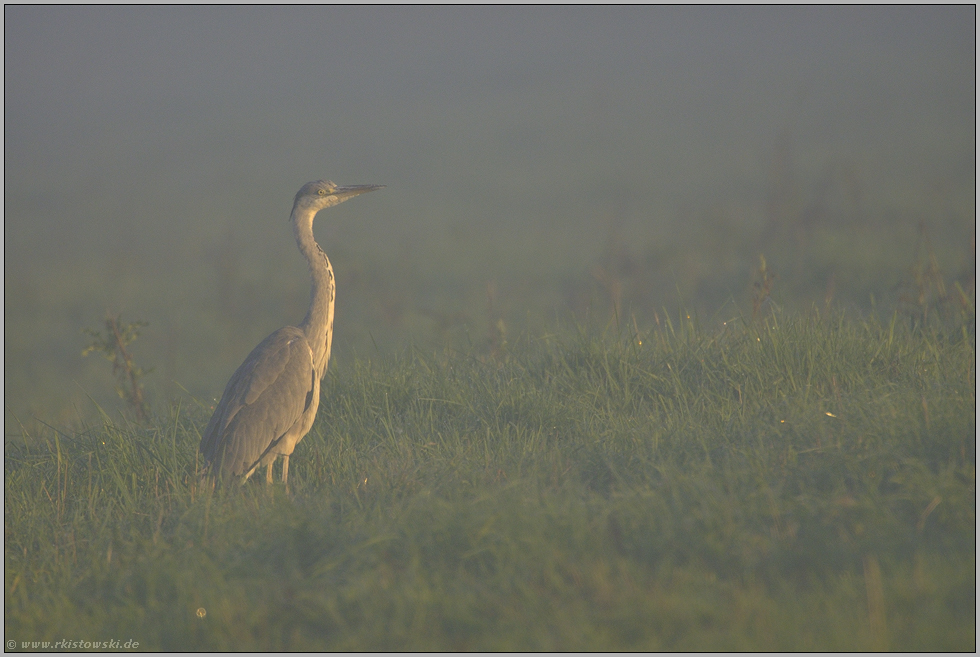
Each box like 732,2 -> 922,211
6,6 -> 973,248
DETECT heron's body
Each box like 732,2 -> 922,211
200,180 -> 381,483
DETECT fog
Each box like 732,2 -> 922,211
4,6 -> 974,427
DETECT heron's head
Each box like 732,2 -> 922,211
292,180 -> 384,215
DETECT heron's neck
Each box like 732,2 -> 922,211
292,206 -> 335,374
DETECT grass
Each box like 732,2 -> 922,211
4,311 -> 975,650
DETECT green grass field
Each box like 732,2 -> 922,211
4,8 -> 974,650
5,312 -> 974,650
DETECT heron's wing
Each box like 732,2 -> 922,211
199,326 -> 316,476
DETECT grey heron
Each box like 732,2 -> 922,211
199,180 -> 382,484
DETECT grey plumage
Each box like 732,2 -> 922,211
200,180 -> 382,484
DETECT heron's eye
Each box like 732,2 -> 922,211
317,189 -> 326,196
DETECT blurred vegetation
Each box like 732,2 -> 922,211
3,98 -> 975,432
81,314 -> 152,423
4,312 -> 974,650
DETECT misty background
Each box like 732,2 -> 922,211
4,6 -> 975,430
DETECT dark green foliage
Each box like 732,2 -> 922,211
5,315 -> 974,650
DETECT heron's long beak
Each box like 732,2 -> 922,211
333,184 -> 384,202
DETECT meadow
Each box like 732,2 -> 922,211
5,8 -> 975,650
5,308 -> 974,650
5,118 -> 973,649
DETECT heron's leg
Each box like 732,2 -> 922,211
266,460 -> 274,484
282,455 -> 290,484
